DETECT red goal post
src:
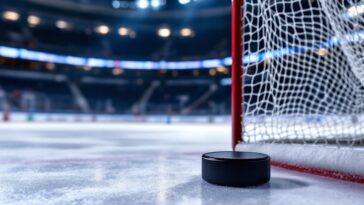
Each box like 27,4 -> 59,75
231,0 -> 244,151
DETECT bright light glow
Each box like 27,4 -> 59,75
151,0 -> 161,8
118,27 -> 130,36
216,66 -> 229,74
202,59 -> 221,68
348,4 -> 364,17
27,15 -> 40,26
136,0 -> 149,9
158,27 -> 171,38
0,46 -> 19,58
316,48 -> 329,57
1,28 -> 361,70
112,0 -> 121,8
56,20 -> 69,29
178,0 -> 191,5
180,28 -> 194,37
3,11 -> 19,21
112,68 -> 124,75
95,25 -> 110,35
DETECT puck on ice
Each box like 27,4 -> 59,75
202,151 -> 270,187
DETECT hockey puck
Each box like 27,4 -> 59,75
202,151 -> 270,187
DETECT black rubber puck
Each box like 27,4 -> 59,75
202,151 -> 270,187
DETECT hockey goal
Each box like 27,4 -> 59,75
232,0 -> 364,183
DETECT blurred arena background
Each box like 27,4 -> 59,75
0,0 -> 232,123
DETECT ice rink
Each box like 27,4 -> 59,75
0,123 -> 363,205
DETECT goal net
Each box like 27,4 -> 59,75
232,0 -> 364,182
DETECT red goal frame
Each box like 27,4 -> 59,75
231,0 -> 243,151
230,0 -> 364,184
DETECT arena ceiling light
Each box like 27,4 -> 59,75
2,11 -> 19,21
180,28 -> 194,37
112,0 -> 121,8
151,0 -> 161,8
158,27 -> 171,38
28,16 -> 40,26
178,0 -> 191,5
136,0 -> 149,9
216,66 -> 229,74
56,20 -> 70,30
95,25 -> 110,35
118,27 -> 130,36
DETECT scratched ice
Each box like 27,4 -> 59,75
0,123 -> 363,205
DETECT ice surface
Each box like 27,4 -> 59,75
0,123 -> 363,205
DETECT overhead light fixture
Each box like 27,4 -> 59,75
112,0 -> 121,8
28,15 -> 40,26
56,20 -> 70,30
118,27 -> 130,36
180,28 -> 194,37
178,0 -> 191,5
158,27 -> 171,38
151,0 -> 161,8
136,0 -> 149,9
95,25 -> 110,35
3,11 -> 19,21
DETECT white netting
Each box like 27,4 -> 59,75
242,0 -> 364,146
